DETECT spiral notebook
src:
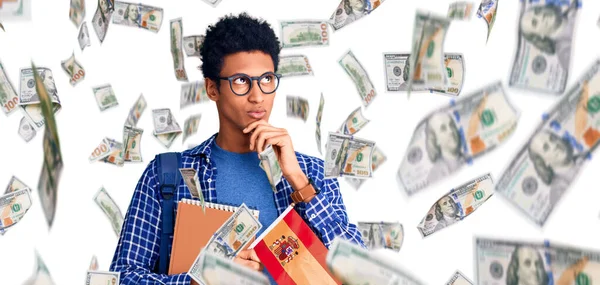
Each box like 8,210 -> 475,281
168,199 -> 260,277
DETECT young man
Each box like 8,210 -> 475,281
110,13 -> 364,284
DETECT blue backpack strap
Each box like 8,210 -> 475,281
155,152 -> 182,275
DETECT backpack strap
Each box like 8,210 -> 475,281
155,152 -> 182,275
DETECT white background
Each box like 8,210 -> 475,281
1,0 -> 600,284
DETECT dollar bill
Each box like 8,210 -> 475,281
86,271 -> 120,285
325,132 -> 375,179
429,54 -> 465,96
0,60 -> 19,115
496,59 -> 600,226
61,53 -> 86,86
329,0 -> 385,31
94,187 -> 124,237
182,114 -> 201,143
339,50 -> 377,107
357,221 -> 403,252
445,270 -> 473,285
0,188 -> 32,232
19,67 -> 61,130
183,35 -> 204,57
92,84 -> 118,111
89,137 -> 115,162
259,145 -> 283,192
346,145 -> 386,189
189,251 -> 270,285
407,12 -> 450,96
179,168 -> 204,203
181,81 -> 209,109
92,0 -> 113,43
508,0 -> 579,94
153,108 -> 181,135
205,203 -> 262,259
125,93 -> 146,127
89,255 -> 99,271
78,21 -> 91,51
0,0 -> 32,21
397,81 -> 519,196
123,125 -> 143,162
417,173 -> 493,237
4,175 -> 30,194
23,250 -> 55,285
19,116 -> 36,142
316,92 -> 324,154
448,2 -> 474,20
383,53 -> 423,92
547,242 -> 600,285
326,237 -> 425,285
154,131 -> 180,149
69,0 -> 85,27
112,1 -> 163,32
339,106 -> 369,135
100,139 -> 125,166
477,0 -> 499,42
286,95 -> 309,121
278,55 -> 313,77
280,20 -> 329,48
201,0 -> 224,7
170,18 -> 188,81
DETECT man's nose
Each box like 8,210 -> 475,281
248,81 -> 265,102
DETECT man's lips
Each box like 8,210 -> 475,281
247,110 -> 266,119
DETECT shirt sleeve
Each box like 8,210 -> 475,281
302,158 -> 366,249
109,159 -> 192,285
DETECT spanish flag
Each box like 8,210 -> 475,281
249,206 -> 341,285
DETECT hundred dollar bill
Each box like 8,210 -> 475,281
89,255 -> 99,271
94,187 -> 124,237
280,20 -> 329,48
259,145 -> 283,192
448,2 -> 474,20
316,93 -> 324,154
326,237 -> 425,285
477,0 -> 499,42
0,189 -> 32,232
547,242 -> 600,284
429,54 -> 465,96
4,175 -> 30,194
278,55 -> 313,77
123,125 -> 143,162
182,114 -> 201,143
183,35 -> 204,57
205,203 -> 262,259
89,137 -> 115,162
383,53 -> 418,92
189,252 -> 269,285
0,60 -> 19,115
397,81 -> 519,196
86,270 -> 120,285
78,22 -> 91,51
329,0 -> 385,31
92,0 -> 113,43
286,95 -> 309,121
92,84 -> 118,111
358,221 -> 403,252
0,0 -> 32,21
201,0 -> 224,7
417,173 -> 493,237
325,132 -> 375,179
113,1 -> 163,32
125,93 -> 146,127
445,270 -> 473,285
19,67 -> 61,130
339,106 -> 369,135
407,11 -> 450,96
154,131 -> 180,148
19,116 -> 36,142
346,145 -> 386,189
70,0 -> 85,27
508,0 -> 579,94
496,60 -> 600,226
23,251 -> 55,285
61,53 -> 86,86
179,168 -> 204,202
153,108 -> 181,135
339,50 -> 377,107
100,139 -> 124,166
181,81 -> 209,109
170,18 -> 188,81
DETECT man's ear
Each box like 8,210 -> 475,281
205,77 -> 219,102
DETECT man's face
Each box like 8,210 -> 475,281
429,113 -> 460,154
520,6 -> 559,37
516,247 -> 545,285
530,131 -> 572,168
213,51 -> 275,130
437,197 -> 456,217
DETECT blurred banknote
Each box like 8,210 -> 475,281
60,53 -> 86,86
0,0 -> 32,21
23,251 -> 55,285
346,145 -> 386,189
170,18 -> 188,81
339,50 -> 377,107
123,125 -> 143,162
181,81 -> 209,109
329,0 -> 385,31
19,67 -> 61,130
86,271 -> 120,285
407,11 -> 450,95
89,255 -> 99,270
496,60 -> 600,226
201,0 -> 224,7
448,2 -> 474,20
153,108 -> 181,134
92,84 -> 119,111
508,0 -> 579,94
154,132 -> 180,149
78,22 -> 91,51
125,93 -> 146,127
4,175 -> 30,194
477,0 -> 499,41
205,203 -> 262,259
183,35 -> 204,57
0,60 -> 19,115
278,55 -> 313,77
325,132 -> 375,179
417,173 -> 493,237
94,187 -> 124,237
180,168 -> 204,203
89,137 -> 117,162
19,117 -> 36,142
286,95 -> 309,121
112,1 -> 163,32
189,252 -> 269,285
92,0 -> 113,43
397,81 -> 519,196
100,138 -> 125,166
326,238 -> 425,285
445,271 -> 473,285
316,93 -> 324,154
259,145 -> 283,192
70,0 -> 85,27
339,106 -> 369,135
182,114 -> 201,143
358,221 -> 403,252
0,188 -> 32,233
280,20 -> 329,48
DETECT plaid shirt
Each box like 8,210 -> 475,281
110,133 -> 365,284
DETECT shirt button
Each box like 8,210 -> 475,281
310,214 -> 316,219
207,178 -> 212,183
205,158 -> 210,163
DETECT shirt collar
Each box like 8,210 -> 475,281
186,132 -> 218,157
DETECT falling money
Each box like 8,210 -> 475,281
0,60 -> 19,115
19,67 -> 62,130
170,18 -> 188,81
278,55 -> 313,78
286,95 -> 309,122
125,93 -> 146,127
346,146 -> 386,190
477,0 -> 499,42
93,187 -> 124,237
324,132 -> 375,179
182,114 -> 201,143
357,221 -> 403,252
152,108 -> 182,148
448,2 -> 474,20
329,0 -> 385,31
181,81 -> 209,109
280,20 -> 329,48
339,50 -> 377,107
339,106 -> 369,135
78,22 -> 92,51
112,1 -> 163,32
92,84 -> 118,111
315,93 -> 324,154
204,204 -> 262,259
189,252 -> 269,285
123,125 -> 143,162
183,35 -> 204,57
259,145 -> 283,192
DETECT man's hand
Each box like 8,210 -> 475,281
234,249 -> 264,272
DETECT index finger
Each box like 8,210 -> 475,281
248,249 -> 261,263
243,120 -> 269,133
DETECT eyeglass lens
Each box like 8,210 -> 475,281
230,73 -> 279,95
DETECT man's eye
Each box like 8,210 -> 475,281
233,77 -> 248,84
261,75 -> 273,83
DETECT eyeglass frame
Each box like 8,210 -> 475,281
216,71 -> 282,96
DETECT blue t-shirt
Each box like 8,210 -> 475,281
210,139 -> 279,284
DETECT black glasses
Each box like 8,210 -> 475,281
217,72 -> 282,96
